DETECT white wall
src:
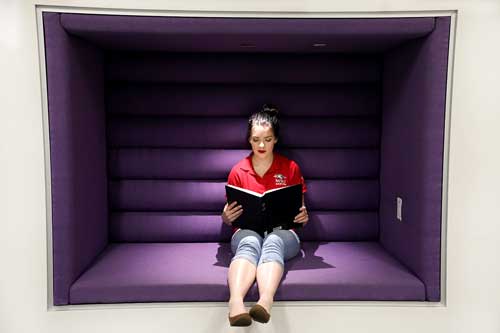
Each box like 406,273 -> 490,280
1,1 -> 499,332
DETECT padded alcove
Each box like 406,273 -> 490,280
42,13 -> 450,305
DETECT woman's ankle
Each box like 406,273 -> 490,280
228,298 -> 247,315
257,296 -> 273,311
229,297 -> 244,305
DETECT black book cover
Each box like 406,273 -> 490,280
225,183 -> 303,233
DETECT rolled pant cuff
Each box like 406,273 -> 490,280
258,257 -> 285,268
231,255 -> 258,267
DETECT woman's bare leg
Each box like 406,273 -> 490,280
227,258 -> 257,316
255,262 -> 284,312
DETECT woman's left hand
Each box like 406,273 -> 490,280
293,206 -> 309,226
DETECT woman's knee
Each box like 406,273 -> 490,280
259,230 -> 300,265
262,234 -> 285,252
232,234 -> 262,266
231,229 -> 262,254
258,234 -> 285,266
281,230 -> 301,260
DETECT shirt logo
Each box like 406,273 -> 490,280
274,174 -> 287,186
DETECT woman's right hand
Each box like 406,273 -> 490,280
222,201 -> 243,226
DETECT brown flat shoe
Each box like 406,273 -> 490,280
249,304 -> 271,323
228,312 -> 252,327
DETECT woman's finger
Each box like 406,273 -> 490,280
294,213 -> 309,223
295,210 -> 307,219
229,206 -> 242,215
227,201 -> 238,210
229,205 -> 243,213
228,208 -> 243,219
229,211 -> 243,223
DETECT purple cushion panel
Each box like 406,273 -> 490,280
108,148 -> 379,180
110,212 -> 232,243
110,211 -> 378,243
43,12 -> 109,305
108,147 -> 380,242
60,14 -> 434,53
109,179 -> 379,211
107,82 -> 379,116
379,17 -> 451,301
107,117 -> 380,148
105,53 -> 381,83
69,242 -> 425,304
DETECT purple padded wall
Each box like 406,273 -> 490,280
105,54 -> 382,243
108,148 -> 379,242
379,16 -> 451,301
107,81 -> 379,116
43,13 -> 109,305
106,53 -> 380,83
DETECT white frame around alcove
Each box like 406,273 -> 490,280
35,4 -> 457,312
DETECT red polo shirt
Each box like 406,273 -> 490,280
225,151 -> 307,236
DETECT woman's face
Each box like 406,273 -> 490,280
249,124 -> 278,159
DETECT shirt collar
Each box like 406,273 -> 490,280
240,152 -> 279,176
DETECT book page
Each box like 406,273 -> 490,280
263,184 -> 299,195
225,184 -> 263,197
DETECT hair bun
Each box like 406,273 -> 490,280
262,104 -> 279,116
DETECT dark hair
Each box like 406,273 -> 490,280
246,104 -> 280,142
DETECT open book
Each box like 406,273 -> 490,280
225,183 -> 303,234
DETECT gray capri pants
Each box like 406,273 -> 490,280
230,228 -> 301,267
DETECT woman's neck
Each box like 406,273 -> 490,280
252,152 -> 274,166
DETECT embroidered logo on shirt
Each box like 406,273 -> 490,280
274,174 -> 287,186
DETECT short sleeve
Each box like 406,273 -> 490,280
291,161 -> 307,194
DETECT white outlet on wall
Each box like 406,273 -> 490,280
397,196 -> 403,221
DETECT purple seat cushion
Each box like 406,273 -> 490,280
69,242 -> 425,303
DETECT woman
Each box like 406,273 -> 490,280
221,104 -> 309,326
